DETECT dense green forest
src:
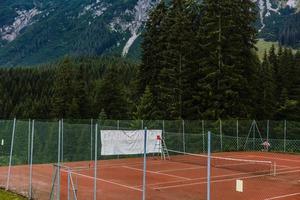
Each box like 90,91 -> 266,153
0,0 -> 299,120
0,56 -> 138,119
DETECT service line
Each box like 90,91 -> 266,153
264,192 -> 300,200
153,168 -> 300,190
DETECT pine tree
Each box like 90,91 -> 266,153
139,1 -> 167,94
135,86 -> 160,119
290,51 -> 300,101
283,51 -> 300,119
157,0 -> 200,119
278,48 -> 293,93
198,0 -> 258,118
52,57 -> 77,118
0,82 -> 3,116
98,109 -> 107,121
95,67 -> 129,119
257,51 -> 276,119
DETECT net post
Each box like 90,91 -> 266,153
57,120 -> 61,200
141,120 -> 144,129
219,119 -> 223,151
273,162 -> 276,176
182,120 -> 185,153
142,127 -> 147,200
29,120 -> 35,199
70,173 -> 78,200
236,120 -> 239,151
93,123 -> 98,200
207,131 -> 211,200
284,120 -> 287,152
6,117 -> 16,191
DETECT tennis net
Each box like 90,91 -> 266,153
167,149 -> 275,176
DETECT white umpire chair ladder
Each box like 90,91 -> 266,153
153,135 -> 170,160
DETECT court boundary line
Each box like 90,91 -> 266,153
264,192 -> 300,200
63,159 -> 165,171
61,169 -> 143,192
157,166 -> 206,173
138,164 -> 300,187
122,166 -> 191,180
136,171 -> 248,187
139,166 -> 300,188
246,155 -> 300,163
153,168 -> 300,190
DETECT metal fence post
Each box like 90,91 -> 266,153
28,119 -> 31,164
94,123 -> 98,200
57,120 -> 61,200
253,121 -> 256,150
6,118 -> 16,190
284,120 -> 287,152
141,120 -> 144,130
267,120 -> 269,141
67,169 -> 70,200
182,120 -> 186,153
142,127 -> 147,200
162,120 -> 165,139
29,120 -> 35,199
236,120 -> 239,151
202,120 -> 205,153
207,131 -> 211,200
61,118 -> 64,163
90,119 -> 93,161
220,119 -> 223,151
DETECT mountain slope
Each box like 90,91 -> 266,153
0,0 -> 300,67
253,0 -> 300,47
0,0 -> 158,66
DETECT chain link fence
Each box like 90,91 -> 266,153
0,119 -> 299,199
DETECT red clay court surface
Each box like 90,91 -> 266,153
0,152 -> 299,200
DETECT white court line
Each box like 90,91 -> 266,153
246,155 -> 300,163
137,171 -> 248,187
122,166 -> 191,181
63,161 -> 152,171
64,159 -> 166,171
157,166 -> 206,173
153,168 -> 300,190
140,165 -> 300,188
264,192 -> 300,200
61,169 -> 142,192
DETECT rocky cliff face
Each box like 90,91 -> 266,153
0,0 -> 161,66
252,0 -> 300,32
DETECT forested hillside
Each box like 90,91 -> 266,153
0,0 -> 158,66
0,49 -> 299,120
0,56 -> 138,119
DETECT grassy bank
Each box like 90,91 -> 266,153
0,189 -> 27,200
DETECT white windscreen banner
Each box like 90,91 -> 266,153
100,130 -> 162,155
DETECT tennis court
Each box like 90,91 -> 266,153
47,151 -> 299,200
0,119 -> 299,200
